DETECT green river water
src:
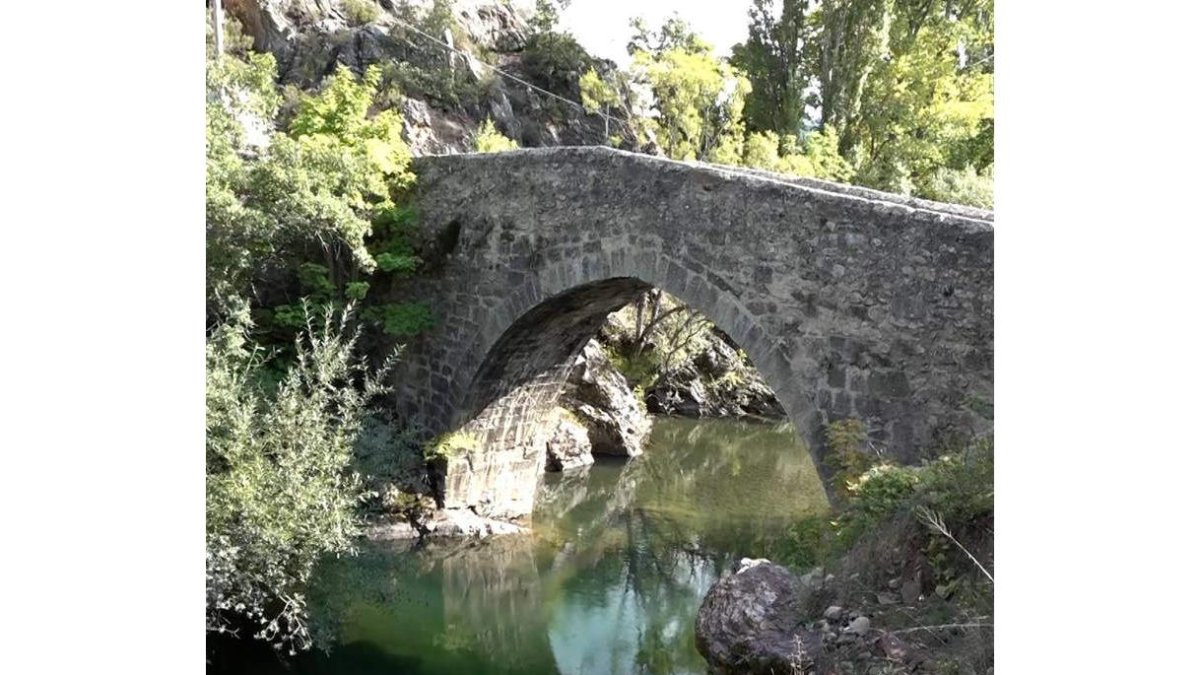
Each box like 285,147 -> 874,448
212,416 -> 830,674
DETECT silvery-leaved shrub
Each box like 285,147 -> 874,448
206,303 -> 395,652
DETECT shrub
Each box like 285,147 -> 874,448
341,0 -> 380,26
423,429 -> 482,461
523,31 -> 593,92
824,418 -> 876,496
207,54 -> 415,317
471,118 -> 519,152
206,304 -> 396,652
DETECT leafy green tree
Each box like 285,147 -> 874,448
628,18 -> 751,162
532,0 -> 571,34
206,304 -> 395,652
813,0 -> 993,194
727,0 -> 994,198
730,0 -> 817,138
471,118 -> 519,152
579,67 -> 621,137
206,50 -> 416,317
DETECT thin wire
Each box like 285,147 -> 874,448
964,52 -> 994,70
389,15 -> 633,130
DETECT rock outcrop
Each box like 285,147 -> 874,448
695,558 -> 824,674
645,333 -> 786,419
224,0 -> 643,156
544,410 -> 594,471
560,340 -> 651,457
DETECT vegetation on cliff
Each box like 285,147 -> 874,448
206,16 -> 427,650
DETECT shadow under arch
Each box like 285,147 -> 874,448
438,270 -> 825,519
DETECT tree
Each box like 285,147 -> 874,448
532,0 -> 571,34
730,0 -> 817,138
579,67 -> 621,138
845,1 -> 993,194
628,16 -> 750,162
206,53 -> 415,317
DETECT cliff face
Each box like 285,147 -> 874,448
224,0 -> 644,156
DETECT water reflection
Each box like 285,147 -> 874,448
220,417 -> 829,675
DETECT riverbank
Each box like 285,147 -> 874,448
695,438 -> 994,674
208,417 -> 829,674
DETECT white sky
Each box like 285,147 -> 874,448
558,1 -> 754,66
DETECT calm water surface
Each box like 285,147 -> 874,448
213,417 -> 829,674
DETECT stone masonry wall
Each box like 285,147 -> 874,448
389,147 -> 994,518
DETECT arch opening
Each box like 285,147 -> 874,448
434,277 -> 825,520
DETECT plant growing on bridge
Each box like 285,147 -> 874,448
206,303 -> 398,652
423,429 -> 483,461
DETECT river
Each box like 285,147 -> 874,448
210,416 -> 829,674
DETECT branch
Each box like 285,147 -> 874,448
917,506 -> 993,583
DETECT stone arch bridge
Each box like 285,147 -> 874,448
387,147 -> 993,518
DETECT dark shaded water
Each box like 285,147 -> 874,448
210,417 -> 829,674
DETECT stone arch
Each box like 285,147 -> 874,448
434,261 -> 824,518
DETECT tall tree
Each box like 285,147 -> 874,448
627,16 -> 750,163
730,0 -> 817,138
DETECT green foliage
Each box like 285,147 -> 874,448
207,51 -> 415,316
424,429 -> 483,461
603,343 -> 660,389
631,36 -> 750,162
341,0 -> 380,26
352,413 -> 429,514
378,0 -> 491,108
731,0 -> 816,137
524,30 -> 593,93
824,418 -> 874,494
579,67 -> 619,114
362,302 -> 436,337
918,165 -> 994,208
846,463 -> 923,518
532,0 -> 571,34
799,127 -> 854,182
743,130 -> 784,171
724,0 -> 994,197
206,304 -> 395,651
369,203 -> 423,276
471,118 -> 519,152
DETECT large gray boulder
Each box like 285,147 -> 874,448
544,412 -> 594,471
561,340 -> 650,457
695,559 -> 824,674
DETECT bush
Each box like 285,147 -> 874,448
523,31 -> 593,92
918,165 -> 994,209
341,0 -> 380,26
206,304 -> 396,652
471,118 -> 519,152
423,429 -> 482,461
207,54 -> 415,318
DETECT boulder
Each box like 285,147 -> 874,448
545,412 -> 594,471
561,340 -> 650,457
695,559 -> 824,674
